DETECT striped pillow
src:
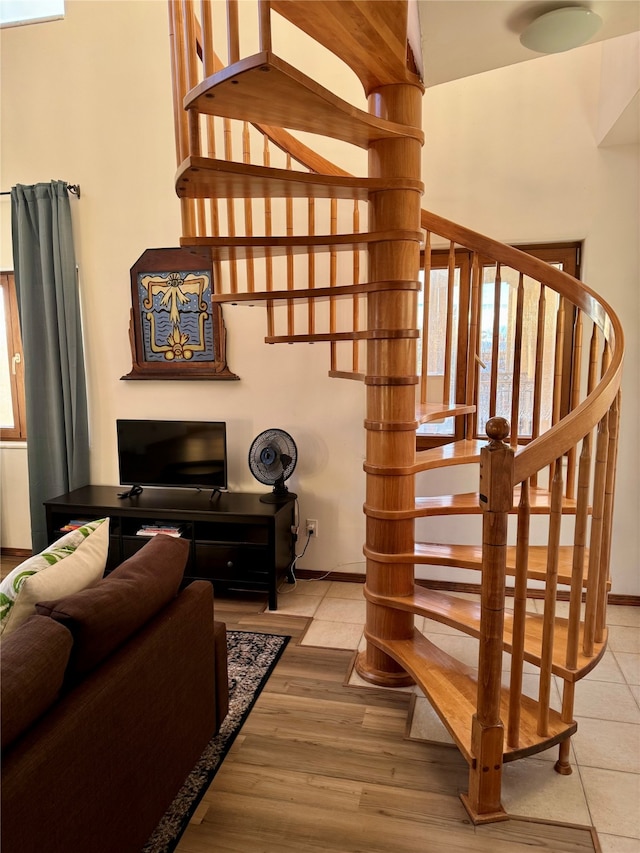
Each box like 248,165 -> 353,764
0,519 -> 109,637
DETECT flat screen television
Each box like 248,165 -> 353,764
116,419 -> 227,492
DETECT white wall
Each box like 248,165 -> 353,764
1,2 -> 637,593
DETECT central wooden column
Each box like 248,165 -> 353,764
355,80 -> 423,686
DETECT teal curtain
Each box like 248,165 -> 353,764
11,181 -> 89,552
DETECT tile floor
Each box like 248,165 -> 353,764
270,579 -> 640,852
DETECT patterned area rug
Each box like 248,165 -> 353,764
142,630 -> 290,853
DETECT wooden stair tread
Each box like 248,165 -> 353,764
363,542 -> 610,590
364,439 -> 484,475
366,486 -> 581,520
185,52 -> 423,149
328,370 -> 365,382
271,0 -> 416,94
415,439 -> 483,471
212,280 -> 421,304
416,401 -> 476,425
181,229 -> 422,261
176,156 -> 422,200
366,586 -> 606,681
265,329 -> 418,345
369,629 -> 576,764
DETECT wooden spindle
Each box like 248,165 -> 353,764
226,0 -> 240,64
258,0 -> 272,53
205,116 -> 223,293
530,284 -> 546,487
168,1 -> 183,166
443,242 -> 455,406
565,310 -> 583,499
169,2 -> 195,238
352,200 -> 361,373
184,1 -> 205,238
242,122 -> 255,292
531,284 -> 546,440
183,0 -> 199,90
175,1 -> 189,163
537,457 -> 563,737
467,252 -> 481,437
596,394 -> 619,641
183,0 -> 203,235
419,230 -> 432,405
200,0 -> 215,78
263,135 -> 274,338
552,298 -> 566,425
567,435 -> 592,669
223,119 -> 238,293
548,297 -> 565,484
587,323 -> 600,395
510,273 -> 524,448
329,198 -> 338,371
583,415 -> 609,657
489,264 -> 501,419
206,117 -> 220,237
307,197 -> 316,337
285,154 -> 295,337
555,430 -> 594,774
507,478 -> 530,748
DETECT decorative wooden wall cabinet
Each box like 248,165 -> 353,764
122,248 -> 238,380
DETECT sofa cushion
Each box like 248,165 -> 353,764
0,615 -> 73,750
0,519 -> 109,637
36,534 -> 190,679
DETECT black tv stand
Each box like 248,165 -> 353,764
44,485 -> 295,610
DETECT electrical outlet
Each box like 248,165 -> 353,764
306,518 -> 318,537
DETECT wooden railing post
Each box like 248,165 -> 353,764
462,416 -> 513,824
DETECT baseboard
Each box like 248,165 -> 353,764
0,547 -> 31,559
294,569 -> 639,607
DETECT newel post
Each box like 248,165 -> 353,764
462,417 -> 514,824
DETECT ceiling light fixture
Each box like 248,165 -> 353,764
520,6 -> 603,54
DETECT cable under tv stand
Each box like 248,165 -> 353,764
44,485 -> 295,610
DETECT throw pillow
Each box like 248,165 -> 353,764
0,518 -> 109,637
36,534 -> 189,679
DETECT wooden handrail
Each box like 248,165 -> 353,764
419,209 -> 623,485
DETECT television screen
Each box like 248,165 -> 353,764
117,420 -> 227,490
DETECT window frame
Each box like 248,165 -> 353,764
1,272 -> 27,441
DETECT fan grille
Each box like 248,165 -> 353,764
248,429 -> 297,486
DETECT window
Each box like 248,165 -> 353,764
417,243 -> 580,446
0,0 -> 64,28
0,273 -> 27,441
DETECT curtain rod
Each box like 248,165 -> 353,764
0,183 -> 81,198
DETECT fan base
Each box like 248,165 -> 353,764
260,490 -> 298,505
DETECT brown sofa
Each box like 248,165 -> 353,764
1,535 -> 229,853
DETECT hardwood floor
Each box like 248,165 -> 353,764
175,592 -> 599,853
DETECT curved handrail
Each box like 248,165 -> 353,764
420,209 -> 624,485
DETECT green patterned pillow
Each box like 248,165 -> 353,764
0,519 -> 109,637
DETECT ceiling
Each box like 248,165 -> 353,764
417,1 -> 640,87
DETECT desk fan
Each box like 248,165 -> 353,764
248,428 -> 298,503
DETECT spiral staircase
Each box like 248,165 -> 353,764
166,0 -> 624,824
